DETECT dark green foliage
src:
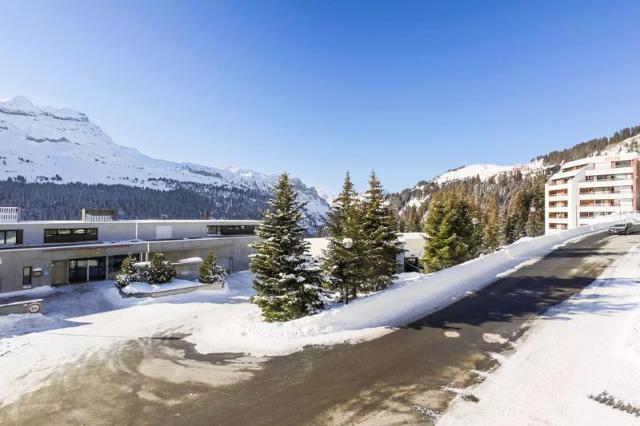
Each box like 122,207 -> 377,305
421,192 -> 481,272
115,255 -> 139,288
0,179 -> 327,235
199,251 -> 228,285
250,172 -> 323,322
322,173 -> 368,304
146,253 -> 177,284
360,172 -> 400,292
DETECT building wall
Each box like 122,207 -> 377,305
0,235 -> 257,293
0,219 -> 260,246
545,153 -> 640,234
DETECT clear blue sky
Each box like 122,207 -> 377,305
1,1 -> 639,194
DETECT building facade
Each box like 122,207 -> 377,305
0,213 -> 260,293
545,152 -> 640,234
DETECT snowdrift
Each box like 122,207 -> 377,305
187,217 -> 634,356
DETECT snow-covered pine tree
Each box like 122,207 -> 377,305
146,253 -> 177,284
361,172 -> 399,292
115,254 -> 139,288
199,251 -> 228,286
323,172 -> 366,304
250,172 -> 323,322
421,192 -> 480,272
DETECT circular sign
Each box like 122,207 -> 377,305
26,302 -> 41,314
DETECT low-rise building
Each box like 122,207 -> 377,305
545,152 -> 640,234
0,208 -> 260,293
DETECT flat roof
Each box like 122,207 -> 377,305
0,219 -> 261,226
0,235 -> 257,253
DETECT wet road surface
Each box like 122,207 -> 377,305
2,232 -> 637,425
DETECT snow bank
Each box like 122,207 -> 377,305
120,279 -> 208,295
185,220 -> 625,357
438,243 -> 640,425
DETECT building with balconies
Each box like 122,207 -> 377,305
545,153 -> 640,234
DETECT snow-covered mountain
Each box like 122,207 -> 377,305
394,131 -> 640,215
0,96 -> 329,226
433,163 -> 532,184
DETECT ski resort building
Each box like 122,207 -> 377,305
545,152 -> 640,234
0,208 -> 260,293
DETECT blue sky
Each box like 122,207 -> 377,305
1,1 -> 639,194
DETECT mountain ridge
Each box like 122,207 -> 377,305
0,96 -> 329,230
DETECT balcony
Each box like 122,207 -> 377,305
579,180 -> 633,189
579,193 -> 632,201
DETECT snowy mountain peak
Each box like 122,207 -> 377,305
433,163 -> 517,184
2,95 -> 34,108
0,97 -> 329,225
0,95 -> 88,123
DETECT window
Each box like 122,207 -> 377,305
23,266 -> 32,288
0,230 -> 23,245
44,228 -> 98,244
207,225 -> 256,236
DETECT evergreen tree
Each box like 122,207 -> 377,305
199,251 -> 228,285
421,192 -> 480,272
115,255 -> 139,288
504,186 -> 531,243
146,253 -> 177,284
250,172 -> 323,321
360,172 -> 399,292
525,177 -> 546,237
482,197 -> 502,253
323,172 -> 366,304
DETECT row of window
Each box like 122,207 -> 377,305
207,225 -> 256,236
44,228 -> 98,244
585,173 -> 633,182
2,224 -> 257,246
580,186 -> 632,195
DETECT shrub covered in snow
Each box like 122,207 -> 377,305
199,251 -> 227,285
146,253 -> 177,284
115,255 -> 140,288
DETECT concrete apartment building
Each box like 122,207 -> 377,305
0,208 -> 260,293
545,152 -> 640,234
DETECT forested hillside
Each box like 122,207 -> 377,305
0,180 -> 271,222
390,124 -> 640,246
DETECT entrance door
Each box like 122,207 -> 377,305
69,259 -> 88,283
88,257 -> 106,281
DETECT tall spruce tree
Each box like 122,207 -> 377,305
250,172 -> 323,321
482,196 -> 502,253
361,172 -> 399,292
323,172 -> 366,304
525,177 -> 546,237
421,192 -> 480,272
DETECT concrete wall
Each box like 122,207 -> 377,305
0,236 -> 257,293
0,219 -> 260,246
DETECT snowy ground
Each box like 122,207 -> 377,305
0,220 -> 628,408
439,244 -> 640,425
120,278 -> 207,295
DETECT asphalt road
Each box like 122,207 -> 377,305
3,231 -> 637,426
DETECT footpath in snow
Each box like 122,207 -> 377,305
0,219 -> 627,407
438,243 -> 640,425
